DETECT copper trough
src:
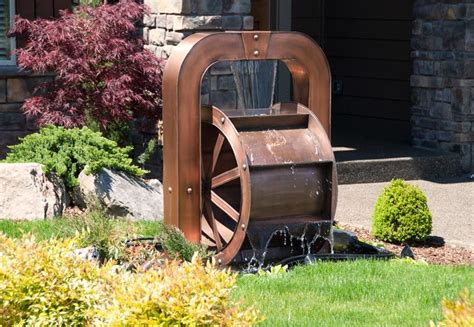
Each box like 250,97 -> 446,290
163,31 -> 338,266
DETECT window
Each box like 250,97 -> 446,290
0,0 -> 15,64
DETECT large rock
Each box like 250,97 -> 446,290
74,168 -> 163,221
0,163 -> 68,220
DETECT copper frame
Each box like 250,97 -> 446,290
163,31 -> 332,259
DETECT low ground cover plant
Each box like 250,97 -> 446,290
0,235 -> 261,325
9,0 -> 163,137
372,179 -> 432,243
3,125 -> 145,188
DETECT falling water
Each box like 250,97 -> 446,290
243,221 -> 334,273
231,60 -> 278,112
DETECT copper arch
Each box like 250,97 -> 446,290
163,31 -> 332,244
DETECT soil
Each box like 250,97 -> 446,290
339,223 -> 474,266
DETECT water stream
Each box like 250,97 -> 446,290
243,221 -> 334,272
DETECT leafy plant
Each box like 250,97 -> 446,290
257,264 -> 289,277
71,207 -> 138,260
372,179 -> 432,244
0,235 -> 262,325
159,224 -> 210,262
96,255 -> 262,325
79,0 -> 104,7
137,138 -> 157,167
3,125 -> 146,188
431,289 -> 474,327
9,0 -> 163,133
0,235 -> 102,325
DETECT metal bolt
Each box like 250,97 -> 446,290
168,187 -> 172,193
241,224 -> 246,230
187,187 -> 193,194
220,117 -> 225,124
218,259 -> 222,265
242,164 -> 247,170
253,34 -> 259,40
253,50 -> 259,57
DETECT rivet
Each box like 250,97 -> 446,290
187,187 -> 192,194
253,50 -> 259,57
241,224 -> 246,230
168,187 -> 172,193
242,164 -> 247,170
221,117 -> 225,124
253,34 -> 259,40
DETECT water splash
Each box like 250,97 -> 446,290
243,221 -> 334,272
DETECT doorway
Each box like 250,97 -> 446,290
252,0 -> 414,149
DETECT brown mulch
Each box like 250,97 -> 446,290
339,223 -> 474,266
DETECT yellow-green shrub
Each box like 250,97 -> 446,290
0,235 -> 103,326
0,234 -> 262,326
94,256 -> 262,325
431,289 -> 474,327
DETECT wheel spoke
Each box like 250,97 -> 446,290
211,191 -> 240,222
214,219 -> 234,243
203,199 -> 223,250
207,133 -> 225,179
201,215 -> 216,246
212,167 -> 240,189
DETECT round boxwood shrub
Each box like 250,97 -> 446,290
3,125 -> 146,189
372,179 -> 432,244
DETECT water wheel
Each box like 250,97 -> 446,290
201,106 -> 251,265
201,103 -> 337,265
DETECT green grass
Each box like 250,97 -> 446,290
233,260 -> 474,327
0,218 -> 163,241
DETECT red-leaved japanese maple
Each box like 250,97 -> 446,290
9,0 -> 163,132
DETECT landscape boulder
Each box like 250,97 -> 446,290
0,163 -> 68,220
74,168 -> 163,220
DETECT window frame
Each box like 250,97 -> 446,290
0,0 -> 16,65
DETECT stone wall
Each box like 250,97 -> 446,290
141,0 -> 253,110
411,0 -> 474,171
0,71 -> 51,158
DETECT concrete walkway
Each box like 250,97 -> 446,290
335,176 -> 474,250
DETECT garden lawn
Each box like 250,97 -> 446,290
233,260 -> 474,327
0,219 -> 162,241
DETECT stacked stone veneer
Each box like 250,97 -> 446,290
411,0 -> 474,171
141,0 -> 253,110
0,73 -> 51,158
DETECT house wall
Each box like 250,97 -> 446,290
141,0 -> 253,110
411,0 -> 474,171
0,0 -> 72,158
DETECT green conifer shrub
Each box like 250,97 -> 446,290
3,125 -> 146,189
372,179 -> 432,243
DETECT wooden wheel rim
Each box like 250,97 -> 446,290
201,106 -> 251,266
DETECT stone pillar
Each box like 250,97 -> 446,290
411,0 -> 474,172
140,0 -> 253,110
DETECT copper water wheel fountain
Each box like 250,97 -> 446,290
163,31 -> 337,266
